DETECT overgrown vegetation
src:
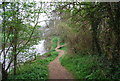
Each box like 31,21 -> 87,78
60,54 -> 109,79
0,2 -> 44,78
7,37 -> 59,80
50,36 -> 60,51
8,51 -> 58,80
49,2 -> 120,79
1,1 -> 120,80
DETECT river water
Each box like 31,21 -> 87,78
17,40 -> 47,63
0,39 -> 47,71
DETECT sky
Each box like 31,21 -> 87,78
31,13 -> 49,27
0,2 -> 52,27
32,2 -> 54,27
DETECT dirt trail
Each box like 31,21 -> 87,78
48,41 -> 74,79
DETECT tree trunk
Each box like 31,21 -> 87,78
107,2 -> 120,78
13,28 -> 18,75
2,66 -> 8,80
91,20 -> 102,56
1,2 -> 8,79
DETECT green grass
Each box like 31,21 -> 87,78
50,36 -> 60,51
50,36 -> 65,51
59,46 -> 67,51
8,51 -> 58,80
8,36 -> 59,80
60,42 -> 64,45
60,54 -> 108,79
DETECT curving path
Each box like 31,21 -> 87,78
48,41 -> 74,79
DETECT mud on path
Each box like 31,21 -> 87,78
48,41 -> 74,79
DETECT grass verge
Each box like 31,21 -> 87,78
8,51 -> 58,80
60,54 -> 108,79
7,37 -> 59,80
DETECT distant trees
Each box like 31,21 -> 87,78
49,2 -> 120,79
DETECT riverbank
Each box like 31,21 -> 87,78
6,37 -> 59,80
8,50 -> 58,80
60,49 -> 111,79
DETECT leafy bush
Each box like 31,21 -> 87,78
50,37 -> 60,51
60,54 -> 107,79
8,36 -> 59,80
8,51 -> 58,80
